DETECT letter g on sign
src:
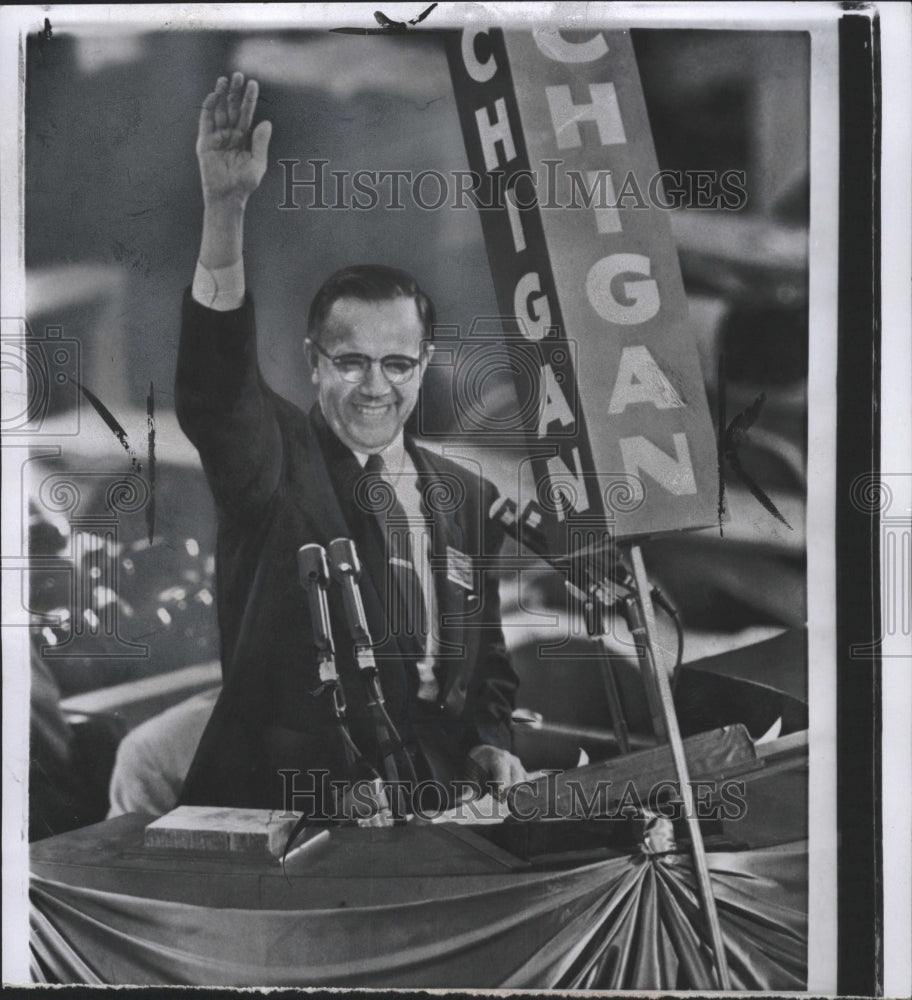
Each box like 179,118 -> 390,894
586,253 -> 660,325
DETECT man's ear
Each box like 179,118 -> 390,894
304,338 -> 320,384
419,342 -> 435,376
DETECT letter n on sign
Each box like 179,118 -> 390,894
446,29 -> 718,541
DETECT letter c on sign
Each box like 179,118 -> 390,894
462,28 -> 497,82
586,254 -> 660,325
533,28 -> 608,63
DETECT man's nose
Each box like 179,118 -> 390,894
361,361 -> 392,395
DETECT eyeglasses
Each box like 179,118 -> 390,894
311,341 -> 423,385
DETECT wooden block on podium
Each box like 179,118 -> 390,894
144,806 -> 296,858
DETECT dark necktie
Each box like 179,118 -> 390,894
365,453 -> 427,656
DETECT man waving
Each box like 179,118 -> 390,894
176,73 -> 524,815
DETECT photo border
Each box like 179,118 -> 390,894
1,3 -> 904,993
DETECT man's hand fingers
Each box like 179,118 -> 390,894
466,745 -> 528,801
226,71 -> 244,129
498,761 -> 526,791
213,76 -> 229,131
198,90 -> 218,142
236,78 -> 259,137
251,119 -> 272,167
508,758 -> 528,787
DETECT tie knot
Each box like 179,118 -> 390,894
365,453 -> 386,476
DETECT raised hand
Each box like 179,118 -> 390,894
197,72 -> 272,208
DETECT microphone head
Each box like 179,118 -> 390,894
297,543 -> 330,589
327,537 -> 361,582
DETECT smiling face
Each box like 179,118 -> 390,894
311,295 -> 430,454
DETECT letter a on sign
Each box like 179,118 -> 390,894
608,346 -> 685,413
538,364 -> 575,436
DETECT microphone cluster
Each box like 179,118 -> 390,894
297,538 -> 412,826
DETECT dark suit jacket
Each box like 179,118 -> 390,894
175,290 -> 518,809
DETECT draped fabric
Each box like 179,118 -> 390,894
30,841 -> 806,989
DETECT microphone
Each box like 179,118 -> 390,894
326,537 -> 407,818
297,543 -> 336,685
326,538 -> 372,653
298,541 -> 370,785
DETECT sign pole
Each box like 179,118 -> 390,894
629,544 -> 732,990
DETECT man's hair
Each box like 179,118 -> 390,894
307,264 -> 436,346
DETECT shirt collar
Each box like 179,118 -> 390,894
352,432 -> 406,473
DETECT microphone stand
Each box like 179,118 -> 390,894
489,495 -> 635,754
297,543 -> 391,826
564,558 -> 667,745
327,537 -> 409,821
564,571 -> 636,755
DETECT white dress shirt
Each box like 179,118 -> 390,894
192,259 -> 246,311
353,439 -> 440,702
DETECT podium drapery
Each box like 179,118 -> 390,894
31,840 -> 806,989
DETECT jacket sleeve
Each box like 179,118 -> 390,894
175,288 -> 283,520
461,478 -> 519,753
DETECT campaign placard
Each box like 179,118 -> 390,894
447,29 -> 719,543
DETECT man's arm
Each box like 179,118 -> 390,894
176,73 -> 282,518
196,72 -> 272,294
465,625 -> 526,790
